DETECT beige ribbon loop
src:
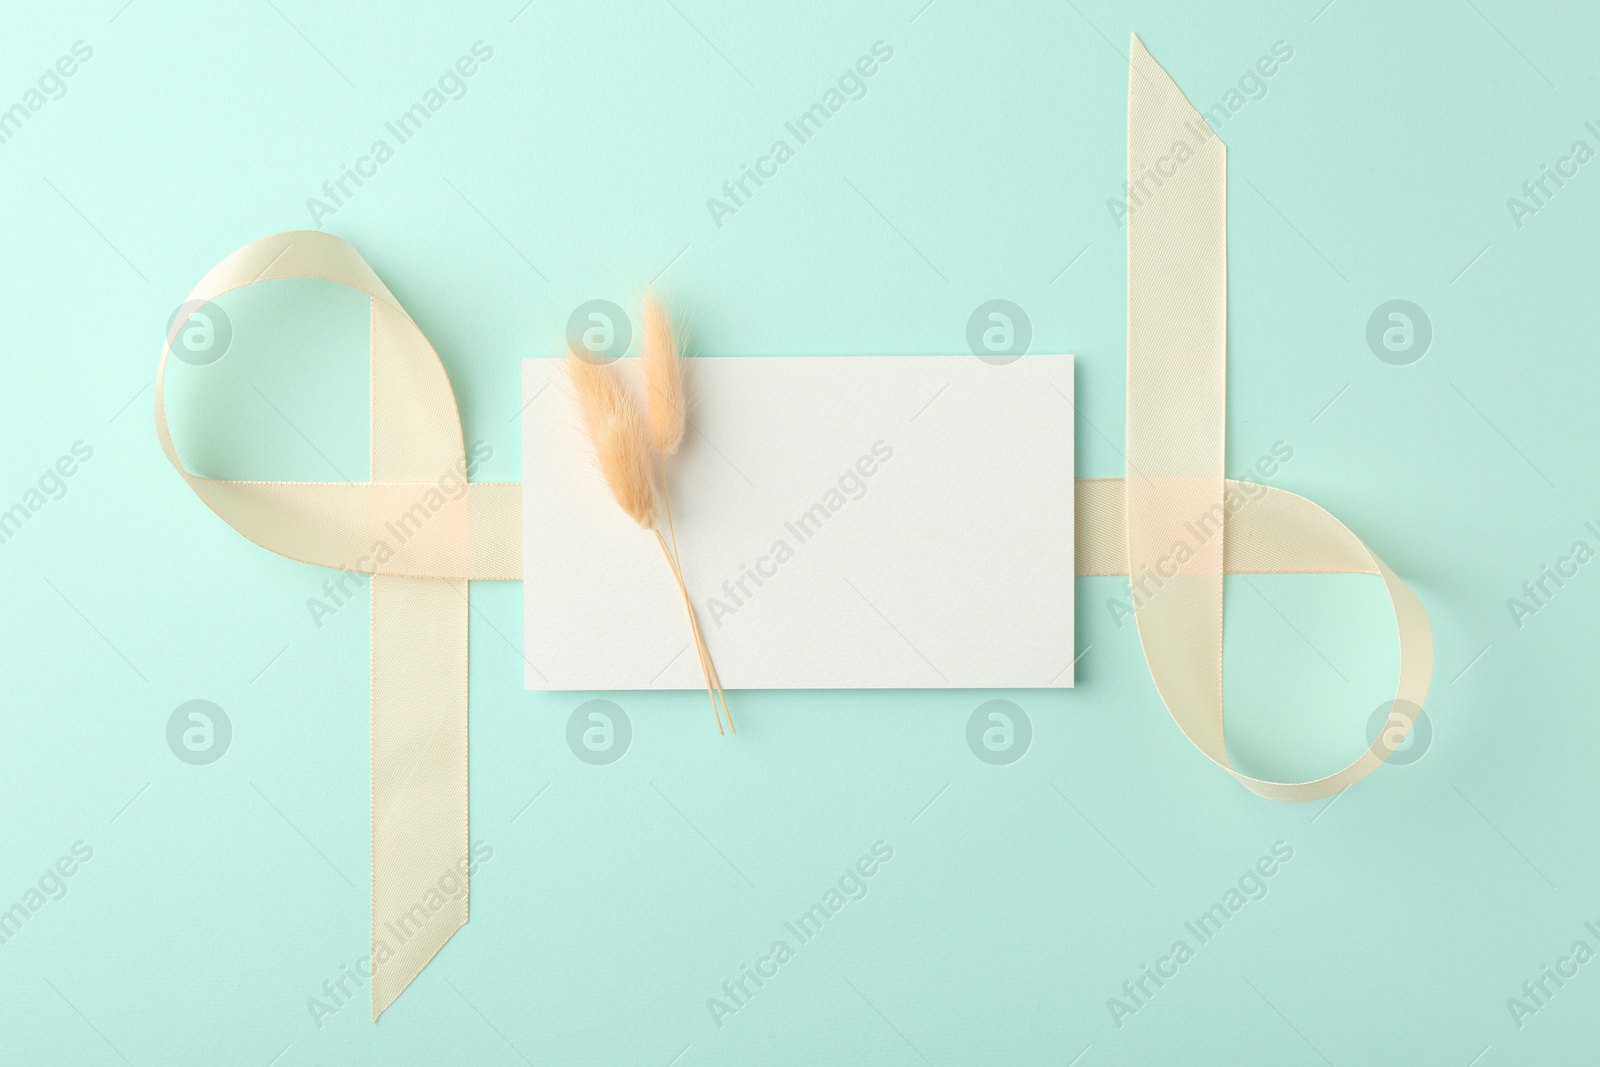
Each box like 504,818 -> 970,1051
155,230 -> 518,1019
1122,36 -> 1433,802
154,231 -> 522,580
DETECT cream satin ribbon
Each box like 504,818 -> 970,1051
155,233 -> 521,1020
1119,35 -> 1432,801
154,38 -> 1431,1018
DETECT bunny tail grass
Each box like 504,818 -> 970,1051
565,312 -> 731,736
640,296 -> 732,733
641,293 -> 686,457
568,347 -> 657,529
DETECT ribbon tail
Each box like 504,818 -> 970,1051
369,290 -> 473,1019
370,575 -> 470,1020
1126,34 -> 1231,768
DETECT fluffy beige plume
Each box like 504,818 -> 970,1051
568,347 -> 627,438
568,347 -> 657,528
641,294 -> 686,456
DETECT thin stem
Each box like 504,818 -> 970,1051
655,529 -> 727,734
655,529 -> 733,734
666,539 -> 733,734
662,451 -> 713,694
661,453 -> 682,560
657,455 -> 717,731
659,454 -> 733,734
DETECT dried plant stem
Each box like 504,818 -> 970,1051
652,451 -> 732,735
654,529 -> 732,734
657,455 -> 732,732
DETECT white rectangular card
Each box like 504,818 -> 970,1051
521,355 -> 1075,690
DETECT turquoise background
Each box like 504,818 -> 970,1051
2,0 -> 1596,1063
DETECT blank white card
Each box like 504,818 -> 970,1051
521,355 -> 1074,690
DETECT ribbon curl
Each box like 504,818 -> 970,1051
1118,35 -> 1432,802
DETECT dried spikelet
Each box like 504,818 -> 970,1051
568,347 -> 658,528
596,408 -> 658,528
568,346 -> 628,440
641,294 -> 686,456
